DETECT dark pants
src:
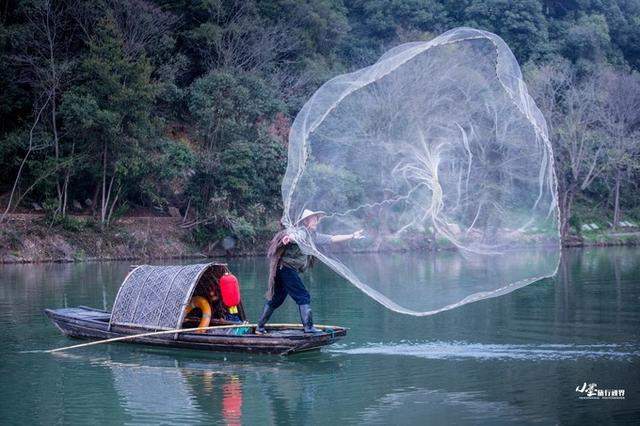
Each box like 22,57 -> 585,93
268,266 -> 311,308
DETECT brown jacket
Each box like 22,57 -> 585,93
266,230 -> 289,300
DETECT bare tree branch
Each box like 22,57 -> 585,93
1,92 -> 52,223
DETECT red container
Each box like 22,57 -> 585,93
219,273 -> 241,307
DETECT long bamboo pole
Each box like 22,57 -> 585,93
46,323 -> 340,353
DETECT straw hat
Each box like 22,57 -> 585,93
297,209 -> 326,225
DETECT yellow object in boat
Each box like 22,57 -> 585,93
185,296 -> 211,332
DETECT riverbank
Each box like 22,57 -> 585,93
1,214 -> 639,264
0,213 -> 268,264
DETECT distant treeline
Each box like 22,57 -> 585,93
1,0 -> 639,243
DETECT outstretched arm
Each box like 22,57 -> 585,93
329,229 -> 364,243
282,229 -> 365,245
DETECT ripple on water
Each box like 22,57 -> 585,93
331,341 -> 640,361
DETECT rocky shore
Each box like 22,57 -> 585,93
0,213 -> 266,264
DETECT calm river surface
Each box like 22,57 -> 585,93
1,247 -> 639,425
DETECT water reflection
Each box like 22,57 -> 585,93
1,247 -> 639,424
45,350 -> 351,425
337,246 -> 560,314
48,348 -> 560,425
221,376 -> 242,425
358,388 -> 524,425
111,361 -> 201,424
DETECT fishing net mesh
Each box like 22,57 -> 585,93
281,28 -> 560,315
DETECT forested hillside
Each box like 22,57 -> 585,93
1,0 -> 639,250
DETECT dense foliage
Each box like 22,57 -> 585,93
1,0 -> 639,244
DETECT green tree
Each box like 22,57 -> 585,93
562,14 -> 613,65
343,0 -> 449,66
60,15 -> 157,227
463,0 -> 548,62
186,70 -> 286,239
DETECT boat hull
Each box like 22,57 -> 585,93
45,306 -> 347,355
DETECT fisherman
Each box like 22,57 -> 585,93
257,209 -> 364,334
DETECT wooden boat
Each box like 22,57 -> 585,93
45,263 -> 347,355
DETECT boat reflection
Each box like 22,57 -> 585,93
109,359 -> 201,424
50,350 -> 344,424
50,348 -> 543,425
222,375 -> 242,426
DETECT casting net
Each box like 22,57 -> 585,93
281,27 -> 560,315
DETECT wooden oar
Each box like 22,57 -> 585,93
46,324 -> 252,353
45,323 -> 340,353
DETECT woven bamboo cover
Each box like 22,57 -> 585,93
109,263 -> 215,330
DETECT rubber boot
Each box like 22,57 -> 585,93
256,302 -> 274,334
299,304 -> 320,333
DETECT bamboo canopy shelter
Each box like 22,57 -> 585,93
109,263 -> 240,332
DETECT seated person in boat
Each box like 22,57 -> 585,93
257,209 -> 363,334
184,272 -> 243,327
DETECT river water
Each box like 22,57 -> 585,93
0,247 -> 638,424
